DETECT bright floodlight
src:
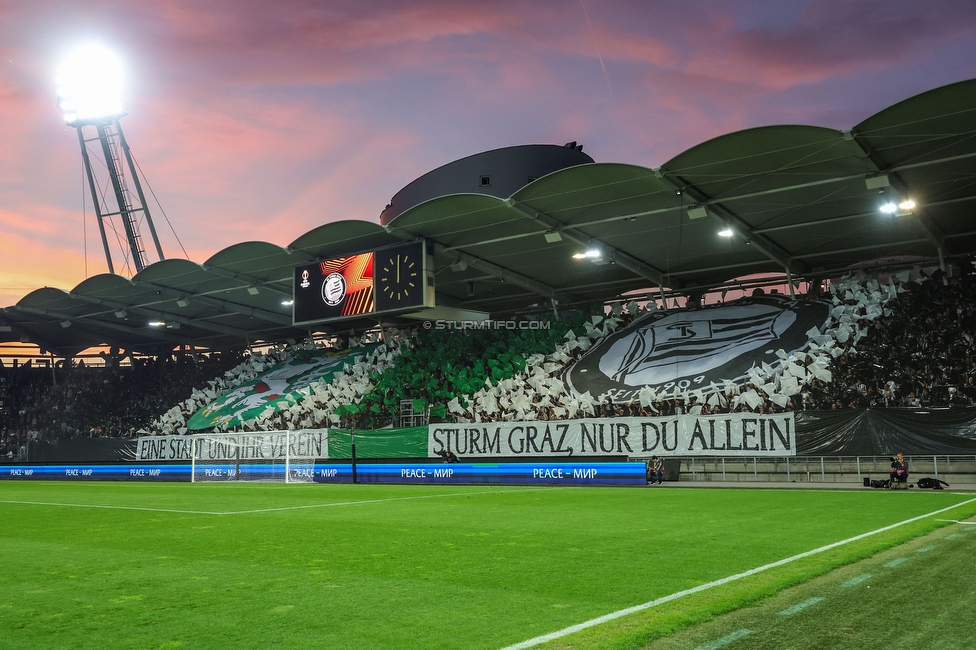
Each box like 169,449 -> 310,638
717,228 -> 734,237
56,44 -> 124,124
572,249 -> 602,260
880,202 -> 898,214
898,199 -> 916,210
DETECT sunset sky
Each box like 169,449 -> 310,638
1,0 -> 975,307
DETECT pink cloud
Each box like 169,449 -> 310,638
140,0 -> 530,87
712,0 -> 976,89
120,94 -> 423,249
0,0 -> 974,315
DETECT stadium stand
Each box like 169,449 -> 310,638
5,267 -> 975,449
805,269 -> 976,409
3,79 -> 976,455
0,350 -> 244,447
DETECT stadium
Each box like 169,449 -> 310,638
3,40 -> 976,650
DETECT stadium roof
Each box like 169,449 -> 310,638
3,79 -> 976,357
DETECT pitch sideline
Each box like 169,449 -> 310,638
0,486 -> 546,516
499,496 -> 976,650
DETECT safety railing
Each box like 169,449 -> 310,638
632,455 -> 976,484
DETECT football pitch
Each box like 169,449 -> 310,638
1,482 -> 974,650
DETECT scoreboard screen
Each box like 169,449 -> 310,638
293,241 -> 430,325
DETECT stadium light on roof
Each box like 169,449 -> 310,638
56,43 -> 125,125
718,228 -> 734,237
572,249 -> 602,260
881,198 -> 915,216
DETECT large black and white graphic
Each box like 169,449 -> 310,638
567,296 -> 831,402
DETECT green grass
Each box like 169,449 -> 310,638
1,482 -> 973,649
635,518 -> 976,650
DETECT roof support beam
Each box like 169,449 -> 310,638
843,129 -> 947,266
506,198 -> 681,289
68,292 -> 258,339
134,281 -> 294,326
383,225 -> 560,301
793,237 -> 930,260
753,193 -> 975,238
674,149 -> 976,207
396,147 -> 976,280
910,211 -> 947,260
653,168 -> 807,276
440,203 -> 684,253
439,145 -> 976,246
0,308 -> 70,356
431,244 -> 556,299
201,265 -> 292,297
11,304 -> 189,347
61,280 -> 292,328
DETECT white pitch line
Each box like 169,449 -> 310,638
778,597 -> 823,616
0,487 -> 546,517
220,487 -> 548,514
0,499 -> 222,515
935,519 -> 976,525
695,629 -> 753,650
840,573 -> 872,588
499,496 -> 976,650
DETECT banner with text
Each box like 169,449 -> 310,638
429,413 -> 796,458
136,435 -> 192,461
136,431 -> 328,461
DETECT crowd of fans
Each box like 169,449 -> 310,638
0,350 -> 245,458
585,271 -> 976,417
0,425 -> 33,460
2,266 -> 976,456
803,270 -> 976,409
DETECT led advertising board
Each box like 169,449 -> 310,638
0,464 -> 190,480
1,462 -> 646,485
293,241 -> 429,326
317,462 -> 647,485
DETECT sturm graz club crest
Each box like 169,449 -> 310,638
566,296 -> 831,403
321,272 -> 347,307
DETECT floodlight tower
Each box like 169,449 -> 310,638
56,44 -> 164,275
